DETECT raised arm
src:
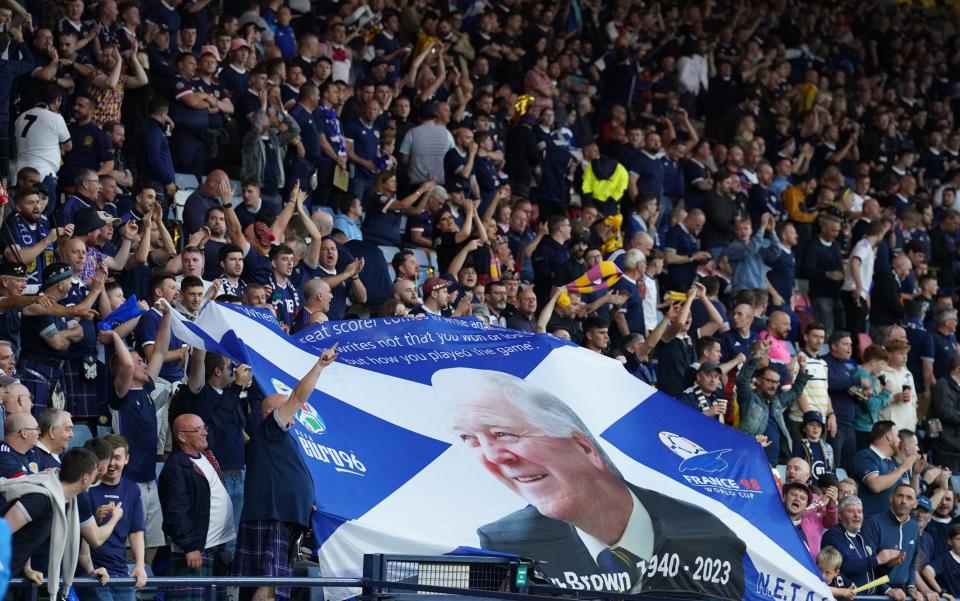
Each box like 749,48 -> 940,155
276,344 -> 338,425
146,303 -> 172,380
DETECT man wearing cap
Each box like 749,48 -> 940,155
197,44 -> 234,132
414,277 -> 452,316
2,187 -> 70,294
0,262 -> 70,359
18,262 -> 83,416
145,26 -> 176,99
679,361 -> 727,420
791,411 -> 836,482
219,37 -> 251,102
73,207 -> 139,282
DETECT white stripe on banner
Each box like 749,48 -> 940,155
174,301 -> 832,601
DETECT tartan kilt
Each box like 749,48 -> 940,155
18,358 -> 65,415
62,358 -> 108,419
166,548 -> 216,601
232,520 -> 294,601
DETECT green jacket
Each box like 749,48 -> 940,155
737,356 -> 810,449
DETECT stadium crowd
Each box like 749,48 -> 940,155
0,0 -> 960,598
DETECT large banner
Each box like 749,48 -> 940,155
171,302 -> 831,601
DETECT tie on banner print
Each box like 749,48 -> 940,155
170,302 -> 832,601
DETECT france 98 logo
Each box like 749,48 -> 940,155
271,377 -> 326,435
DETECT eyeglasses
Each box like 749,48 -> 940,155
179,426 -> 208,434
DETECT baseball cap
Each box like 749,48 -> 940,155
698,361 -> 722,374
447,180 -> 465,194
42,262 -> 73,289
917,495 -> 933,513
0,262 -> 27,278
74,208 -> 120,236
423,277 -> 449,296
199,45 -> 221,62
802,410 -> 826,426
230,37 -> 252,52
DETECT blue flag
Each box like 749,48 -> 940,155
97,295 -> 146,331
170,302 -> 831,601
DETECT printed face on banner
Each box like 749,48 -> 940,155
434,368 -> 747,599
175,304 -> 832,601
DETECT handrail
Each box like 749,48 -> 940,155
4,577 -> 895,601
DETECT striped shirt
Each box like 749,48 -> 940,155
399,122 -> 455,184
788,350 -> 830,422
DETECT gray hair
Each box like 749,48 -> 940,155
623,248 -> 645,271
838,496 -> 862,512
38,407 -> 66,437
433,368 -> 623,478
428,185 -> 449,201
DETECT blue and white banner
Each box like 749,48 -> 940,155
171,302 -> 831,601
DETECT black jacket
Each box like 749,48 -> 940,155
478,482 -> 746,600
869,271 -> 904,326
158,449 -> 224,553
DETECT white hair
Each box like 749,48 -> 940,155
432,368 -> 622,477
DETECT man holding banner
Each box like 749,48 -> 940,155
232,343 -> 339,601
436,367 -> 746,598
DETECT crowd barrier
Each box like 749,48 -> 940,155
7,552 -> 893,601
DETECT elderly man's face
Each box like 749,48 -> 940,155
839,502 -> 863,533
450,394 -> 606,522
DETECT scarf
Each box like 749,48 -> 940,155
692,384 -> 722,422
0,471 -> 79,600
564,261 -> 622,294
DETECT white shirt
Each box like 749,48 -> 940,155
677,54 -> 708,95
189,454 -> 236,548
788,351 -> 830,421
642,272 -> 658,333
842,237 -> 875,299
878,364 -> 917,433
578,491 -> 653,592
15,107 -> 71,178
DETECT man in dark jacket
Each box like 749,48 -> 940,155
824,331 -> 862,472
159,413 -> 236,601
869,255 -> 910,340
701,171 -> 747,252
930,356 -> 960,471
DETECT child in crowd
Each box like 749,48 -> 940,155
377,129 -> 398,172
852,345 -> 893,450
923,523 -> 960,597
791,411 -> 836,484
817,546 -> 855,599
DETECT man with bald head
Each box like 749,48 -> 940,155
160,413 -> 235,599
291,279 -> 332,334
232,345 -> 338,601
0,412 -> 40,477
183,169 -> 233,236
393,279 -> 420,311
3,382 -> 32,416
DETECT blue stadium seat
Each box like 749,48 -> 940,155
67,425 -> 93,450
379,245 -> 401,266
174,173 -> 199,191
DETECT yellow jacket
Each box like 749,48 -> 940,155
582,160 -> 629,206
